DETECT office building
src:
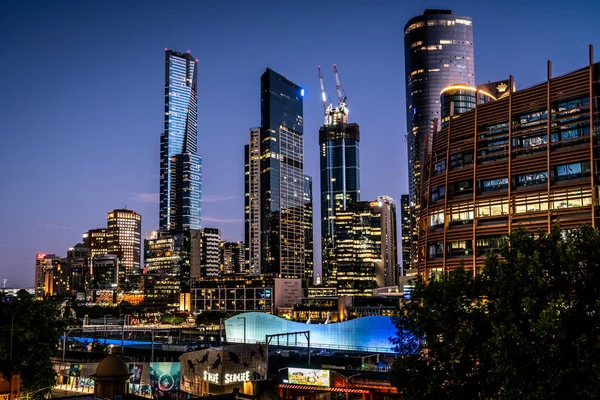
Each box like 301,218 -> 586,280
244,127 -> 261,274
160,49 -> 202,233
88,228 -> 108,258
67,242 -> 90,293
220,241 -> 245,275
144,229 -> 200,310
400,194 -> 411,275
190,275 -> 274,314
332,196 -> 399,296
404,9 -> 475,270
303,175 -> 314,282
418,52 -> 599,276
90,254 -> 119,289
201,227 -> 221,277
35,253 -> 61,297
258,68 -> 305,278
106,209 -> 141,277
319,100 -> 360,283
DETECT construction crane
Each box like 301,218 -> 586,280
333,64 -> 346,105
318,66 -> 328,115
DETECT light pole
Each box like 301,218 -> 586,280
237,317 -> 246,344
62,328 -> 78,361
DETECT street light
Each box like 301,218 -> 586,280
237,317 -> 246,344
62,328 -> 78,361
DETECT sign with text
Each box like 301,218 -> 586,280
288,368 -> 330,387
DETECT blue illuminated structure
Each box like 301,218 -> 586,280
160,50 -> 202,233
224,312 -> 401,353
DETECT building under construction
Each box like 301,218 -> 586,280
318,65 -> 361,284
418,47 -> 600,277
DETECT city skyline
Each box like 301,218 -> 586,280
1,0 -> 598,287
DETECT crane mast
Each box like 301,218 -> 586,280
333,64 -> 346,105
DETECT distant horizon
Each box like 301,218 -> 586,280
1,0 -> 598,287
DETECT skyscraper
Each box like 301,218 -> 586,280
319,101 -> 360,283
400,194 -> 411,275
259,68 -> 305,278
160,49 -> 202,233
106,209 -> 141,277
303,175 -> 314,282
201,227 -> 221,277
220,241 -> 246,275
245,127 -> 261,275
404,9 -> 475,269
331,196 -> 398,296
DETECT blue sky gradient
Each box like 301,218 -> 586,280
0,0 -> 598,287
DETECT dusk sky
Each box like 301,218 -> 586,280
1,0 -> 598,287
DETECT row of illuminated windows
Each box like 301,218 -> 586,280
428,188 -> 592,227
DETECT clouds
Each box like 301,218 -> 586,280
131,193 -> 236,204
203,216 -> 244,224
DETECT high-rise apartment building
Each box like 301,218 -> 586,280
160,49 -> 202,233
245,127 -> 261,274
220,241 -> 245,275
67,241 -> 89,293
404,9 -> 475,270
303,175 -> 314,282
319,102 -> 360,282
201,228 -> 221,277
331,196 -> 399,296
257,68 -> 305,278
106,209 -> 141,277
418,52 -> 599,276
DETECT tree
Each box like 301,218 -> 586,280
390,225 -> 600,399
0,291 -> 70,397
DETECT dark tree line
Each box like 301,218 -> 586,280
390,225 -> 600,399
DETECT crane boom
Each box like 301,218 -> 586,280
333,64 -> 346,104
318,66 -> 327,113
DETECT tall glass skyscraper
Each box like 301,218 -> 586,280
319,104 -> 360,283
160,50 -> 202,233
259,68 -> 305,278
404,9 -> 474,269
303,175 -> 314,282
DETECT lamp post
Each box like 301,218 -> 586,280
62,328 -> 77,361
237,317 -> 246,343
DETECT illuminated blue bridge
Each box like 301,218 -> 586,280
224,312 -> 404,354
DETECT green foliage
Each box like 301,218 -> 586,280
390,225 -> 600,399
160,313 -> 186,325
0,291 -> 69,397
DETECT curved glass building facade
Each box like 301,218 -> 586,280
404,9 -> 475,269
440,84 -> 495,127
224,312 -> 401,353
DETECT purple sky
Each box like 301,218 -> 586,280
0,0 -> 598,287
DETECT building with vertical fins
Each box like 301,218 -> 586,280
259,68 -> 305,278
303,175 -> 314,282
318,65 -> 360,284
418,50 -> 599,277
245,127 -> 261,275
160,49 -> 202,233
404,9 -> 475,271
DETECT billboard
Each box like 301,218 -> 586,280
129,363 -> 143,384
150,362 -> 181,400
288,368 -> 330,387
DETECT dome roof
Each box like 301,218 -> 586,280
94,355 -> 130,378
